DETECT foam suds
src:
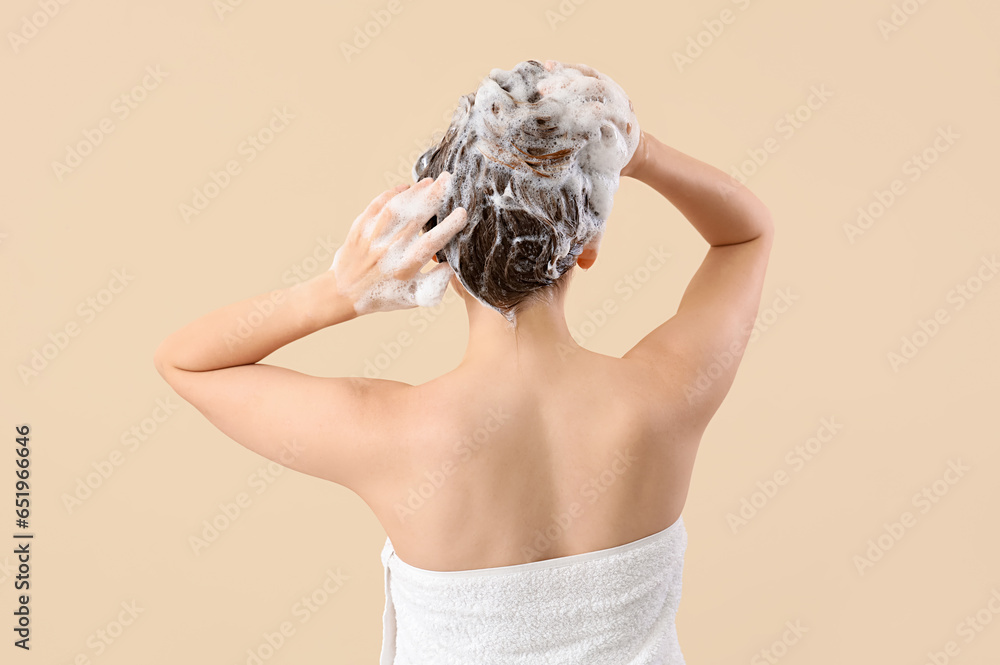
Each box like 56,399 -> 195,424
412,59 -> 640,326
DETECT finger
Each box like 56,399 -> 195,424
365,185 -> 409,218
573,76 -> 609,101
412,261 -> 455,308
396,172 -> 449,207
401,175 -> 438,197
353,185 -> 410,241
372,174 -> 448,239
410,173 -> 454,225
565,62 -> 601,78
377,178 -> 434,217
405,207 -> 468,266
541,71 -> 606,104
393,172 -> 454,235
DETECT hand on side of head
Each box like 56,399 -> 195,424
330,172 -> 468,316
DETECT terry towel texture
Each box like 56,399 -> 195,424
379,515 -> 687,664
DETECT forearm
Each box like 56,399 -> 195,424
633,133 -> 772,246
153,270 -> 355,373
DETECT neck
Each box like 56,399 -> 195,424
459,289 -> 583,372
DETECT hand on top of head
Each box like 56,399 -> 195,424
542,59 -> 646,179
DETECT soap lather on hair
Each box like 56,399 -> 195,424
413,59 -> 639,326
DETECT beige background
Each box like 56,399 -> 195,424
3,0 -> 999,662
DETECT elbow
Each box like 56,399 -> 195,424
754,210 -> 775,243
762,217 -> 775,242
152,342 -> 174,379
152,352 -> 167,380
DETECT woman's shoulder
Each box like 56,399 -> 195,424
569,350 -> 709,444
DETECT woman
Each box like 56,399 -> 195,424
154,60 -> 773,664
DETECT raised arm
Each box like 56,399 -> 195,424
623,131 -> 774,429
152,175 -> 468,493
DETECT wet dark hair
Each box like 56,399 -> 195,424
413,60 -> 597,321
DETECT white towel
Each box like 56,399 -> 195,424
379,515 -> 687,664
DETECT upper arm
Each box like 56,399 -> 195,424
624,221 -> 774,427
152,357 -> 411,493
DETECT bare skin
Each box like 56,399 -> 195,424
154,61 -> 774,572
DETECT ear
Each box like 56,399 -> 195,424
576,233 -> 602,270
577,234 -> 603,269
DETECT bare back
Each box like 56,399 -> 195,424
354,134 -> 776,572
359,348 -> 703,572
